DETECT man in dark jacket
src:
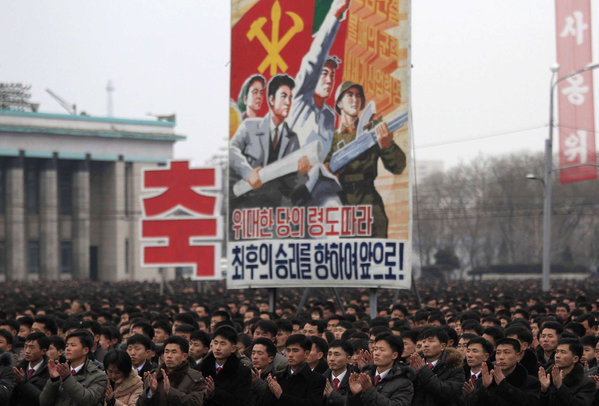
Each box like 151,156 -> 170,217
409,327 -> 465,406
464,338 -> 540,406
537,322 -> 563,370
201,325 -> 251,406
347,333 -> 414,406
137,335 -> 205,406
0,351 -> 15,404
539,337 -> 595,406
505,325 -> 540,376
323,339 -> 356,406
10,332 -> 50,406
265,334 -> 326,406
307,336 -> 329,375
249,337 -> 277,406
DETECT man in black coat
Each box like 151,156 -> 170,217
409,327 -> 465,406
265,334 -> 326,406
10,332 -> 50,406
200,325 -> 251,406
464,338 -> 540,406
539,337 -> 595,406
323,340 -> 355,406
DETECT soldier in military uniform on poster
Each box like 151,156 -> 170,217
324,81 -> 406,238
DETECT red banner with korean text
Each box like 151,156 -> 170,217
228,0 -> 411,289
555,0 -> 596,183
140,161 -> 223,279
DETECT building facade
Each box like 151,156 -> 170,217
0,110 -> 184,281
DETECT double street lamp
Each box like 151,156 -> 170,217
527,62 -> 599,292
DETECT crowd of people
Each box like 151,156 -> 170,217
0,278 -> 599,405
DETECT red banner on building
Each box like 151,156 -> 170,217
140,161 -> 223,279
555,0 -> 596,183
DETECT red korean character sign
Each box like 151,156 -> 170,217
141,161 -> 223,279
555,0 -> 597,183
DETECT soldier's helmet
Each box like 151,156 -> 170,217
334,81 -> 365,114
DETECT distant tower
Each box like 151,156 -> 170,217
106,80 -> 114,117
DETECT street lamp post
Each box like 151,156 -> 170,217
541,62 -> 599,292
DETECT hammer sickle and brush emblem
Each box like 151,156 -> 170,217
247,0 -> 304,75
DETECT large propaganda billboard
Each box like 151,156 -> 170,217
228,0 -> 411,289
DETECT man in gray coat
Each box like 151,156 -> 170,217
347,333 -> 414,406
230,74 -> 310,210
39,329 -> 107,406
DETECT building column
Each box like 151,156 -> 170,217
40,157 -> 59,280
73,159 -> 90,280
101,160 -> 125,282
6,155 -> 25,280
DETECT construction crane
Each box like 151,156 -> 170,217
46,88 -> 77,115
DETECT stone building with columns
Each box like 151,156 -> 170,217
0,110 -> 184,281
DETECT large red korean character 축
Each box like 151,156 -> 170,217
142,218 -> 220,279
141,161 -> 222,279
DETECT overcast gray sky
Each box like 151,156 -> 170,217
1,0 -> 598,170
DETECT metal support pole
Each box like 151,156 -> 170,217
296,288 -> 310,315
369,288 -> 377,319
268,288 -> 277,313
542,137 -> 552,292
331,288 -> 346,315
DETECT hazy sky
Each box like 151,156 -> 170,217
2,1 -> 598,171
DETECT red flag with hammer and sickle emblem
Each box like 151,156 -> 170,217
231,0 -> 348,119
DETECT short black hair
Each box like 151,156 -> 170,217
328,339 -> 354,356
153,320 -> 172,336
369,326 -> 392,337
174,324 -> 196,335
267,74 -> 295,106
495,337 -> 521,353
252,337 -> 277,358
132,321 -> 155,339
310,336 -> 328,355
0,329 -> 13,346
419,327 -> 449,344
103,349 -> 133,377
482,326 -> 504,343
25,332 -> 50,350
253,320 -> 277,337
564,322 -> 586,338
467,336 -> 494,355
461,320 -> 484,335
17,316 -> 33,329
558,337 -> 583,358
34,316 -> 58,336
48,335 -> 65,351
304,320 -> 325,334
285,334 -> 311,351
163,335 -> 189,354
211,310 -> 231,321
539,321 -> 563,338
375,333 -> 404,358
391,304 -> 408,317
213,326 -> 238,344
127,334 -> 152,350
275,319 -> 293,333
66,329 -> 94,350
504,325 -> 533,345
190,330 -> 211,348
581,335 -> 597,348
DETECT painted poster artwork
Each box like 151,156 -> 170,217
228,0 -> 411,289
